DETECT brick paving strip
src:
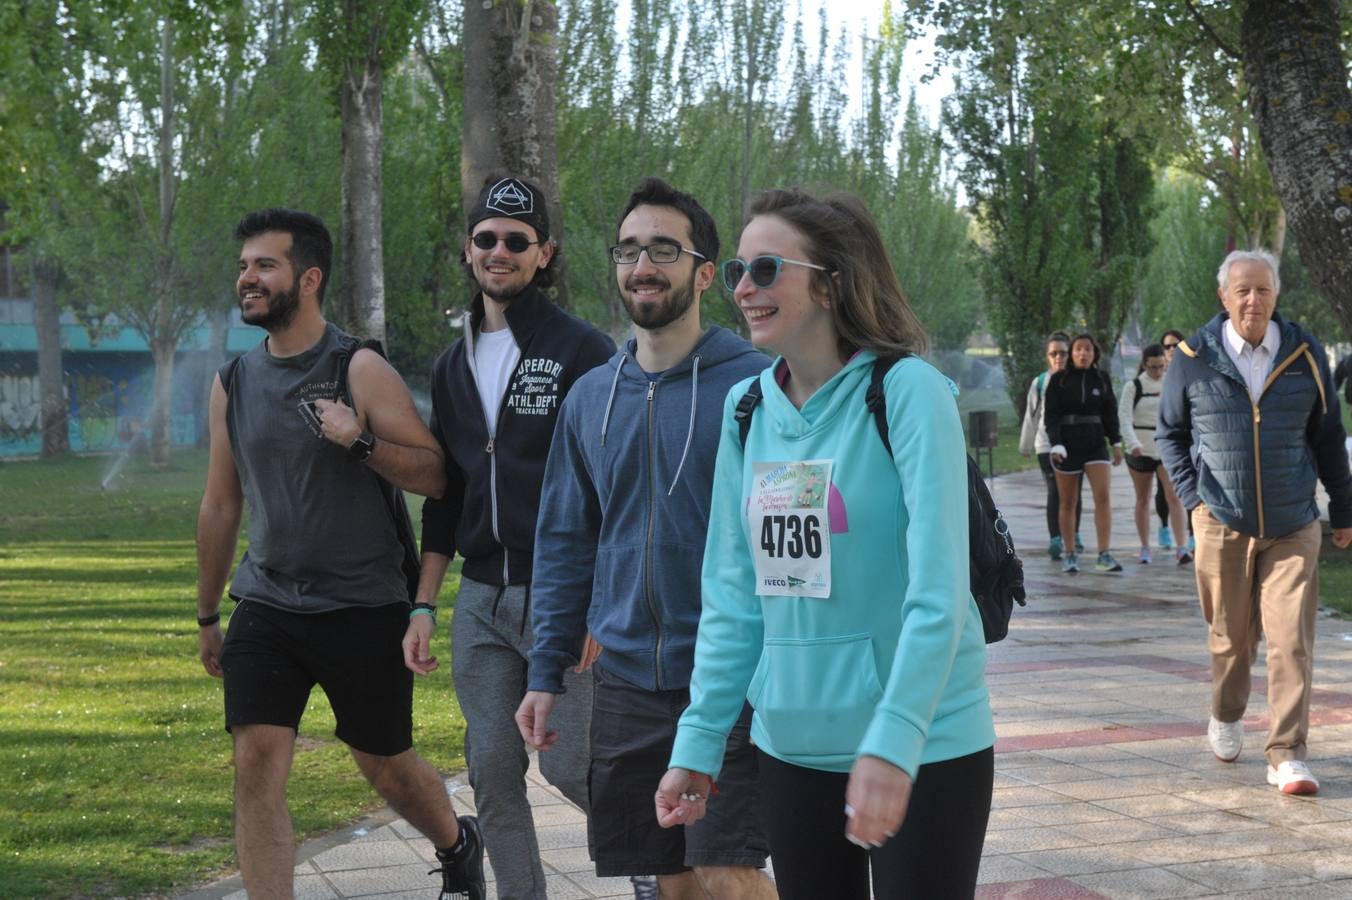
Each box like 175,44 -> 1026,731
181,468 -> 1352,899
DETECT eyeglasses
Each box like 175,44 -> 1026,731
1047,350 -> 1068,358
471,231 -> 543,253
720,255 -> 830,291
1162,342 -> 1179,350
609,240 -> 706,266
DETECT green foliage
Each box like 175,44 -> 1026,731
1140,169 -> 1229,340
551,0 -> 980,349
0,452 -> 466,898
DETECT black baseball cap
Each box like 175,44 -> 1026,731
466,176 -> 550,240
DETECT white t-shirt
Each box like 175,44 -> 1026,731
474,326 -> 520,436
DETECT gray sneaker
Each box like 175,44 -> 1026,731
631,876 -> 658,900
1095,551 -> 1122,573
1063,552 -> 1080,574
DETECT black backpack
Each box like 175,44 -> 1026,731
733,356 -> 1027,643
220,336 -> 424,604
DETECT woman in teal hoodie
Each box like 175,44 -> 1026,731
656,189 -> 995,898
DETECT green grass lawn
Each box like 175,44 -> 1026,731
0,451 -> 467,898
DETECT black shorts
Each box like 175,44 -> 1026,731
588,666 -> 769,876
220,599 -> 413,756
1052,443 -> 1109,475
1125,452 -> 1161,474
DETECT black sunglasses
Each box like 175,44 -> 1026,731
1163,342 -> 1179,350
471,231 -> 543,253
720,255 -> 830,291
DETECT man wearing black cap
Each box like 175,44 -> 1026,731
403,175 -> 615,899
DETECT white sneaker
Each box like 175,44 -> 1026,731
1208,717 -> 1242,762
1267,760 -> 1319,795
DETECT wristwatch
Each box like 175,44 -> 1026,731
347,431 -> 377,461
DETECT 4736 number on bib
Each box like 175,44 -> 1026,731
749,461 -> 833,597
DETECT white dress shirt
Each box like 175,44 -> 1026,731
1222,319 -> 1281,403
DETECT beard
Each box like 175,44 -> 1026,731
240,279 -> 301,331
621,274 -> 696,331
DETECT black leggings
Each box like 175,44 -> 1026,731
1037,452 -> 1082,538
1154,473 -> 1195,534
757,747 -> 993,899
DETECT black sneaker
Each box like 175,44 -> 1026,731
631,876 -> 659,900
432,815 -> 485,900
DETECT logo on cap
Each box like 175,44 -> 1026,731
485,178 -> 534,217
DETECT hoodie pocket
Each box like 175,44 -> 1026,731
746,632 -> 883,757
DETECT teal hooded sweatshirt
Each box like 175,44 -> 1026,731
669,352 -> 995,778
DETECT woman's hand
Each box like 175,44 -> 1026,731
655,767 -> 713,828
1130,447 -> 1142,457
1112,446 -> 1124,466
844,755 -> 912,848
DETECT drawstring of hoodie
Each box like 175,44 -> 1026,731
667,355 -> 700,495
600,353 -> 627,447
597,350 -> 701,494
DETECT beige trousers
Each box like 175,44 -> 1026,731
1192,504 -> 1322,765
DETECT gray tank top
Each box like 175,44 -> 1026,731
224,323 -> 405,613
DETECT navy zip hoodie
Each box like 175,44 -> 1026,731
421,285 -> 615,586
528,326 -> 769,693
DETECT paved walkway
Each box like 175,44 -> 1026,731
182,465 -> 1352,899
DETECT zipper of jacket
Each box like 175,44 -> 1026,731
644,379 -> 665,689
467,323 -> 512,585
1252,404 -> 1264,538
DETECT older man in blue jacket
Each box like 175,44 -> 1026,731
1156,249 -> 1352,795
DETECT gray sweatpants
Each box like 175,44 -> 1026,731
451,576 -> 592,900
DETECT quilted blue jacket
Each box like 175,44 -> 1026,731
1155,311 -> 1352,538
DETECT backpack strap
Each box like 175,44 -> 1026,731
335,337 -> 386,406
1036,371 -> 1046,394
734,378 -> 764,449
865,355 -> 908,456
1132,376 -> 1143,410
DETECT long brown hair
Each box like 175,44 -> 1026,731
744,189 -> 928,360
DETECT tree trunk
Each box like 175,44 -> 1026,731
149,17 -> 178,468
340,51 -> 386,342
1242,0 -> 1352,334
199,300 -> 232,448
31,255 -> 68,457
461,1 -> 569,308
148,336 -> 175,465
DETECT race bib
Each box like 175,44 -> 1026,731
749,461 -> 833,597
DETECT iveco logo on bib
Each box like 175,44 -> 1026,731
764,577 -> 788,588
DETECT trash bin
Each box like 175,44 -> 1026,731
969,410 -> 998,450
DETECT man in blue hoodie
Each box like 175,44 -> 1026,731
516,178 -> 774,898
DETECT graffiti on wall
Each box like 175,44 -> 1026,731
0,359 -> 204,457
0,375 -> 41,453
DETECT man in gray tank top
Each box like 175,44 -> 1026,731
195,209 -> 485,899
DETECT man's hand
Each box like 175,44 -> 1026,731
313,397 -> 361,448
844,755 -> 912,849
1333,527 -> 1352,549
573,633 -> 603,673
402,614 -> 438,675
199,623 -> 224,678
516,691 -> 560,750
655,767 -> 713,829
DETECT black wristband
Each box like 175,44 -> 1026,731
197,612 -> 221,627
